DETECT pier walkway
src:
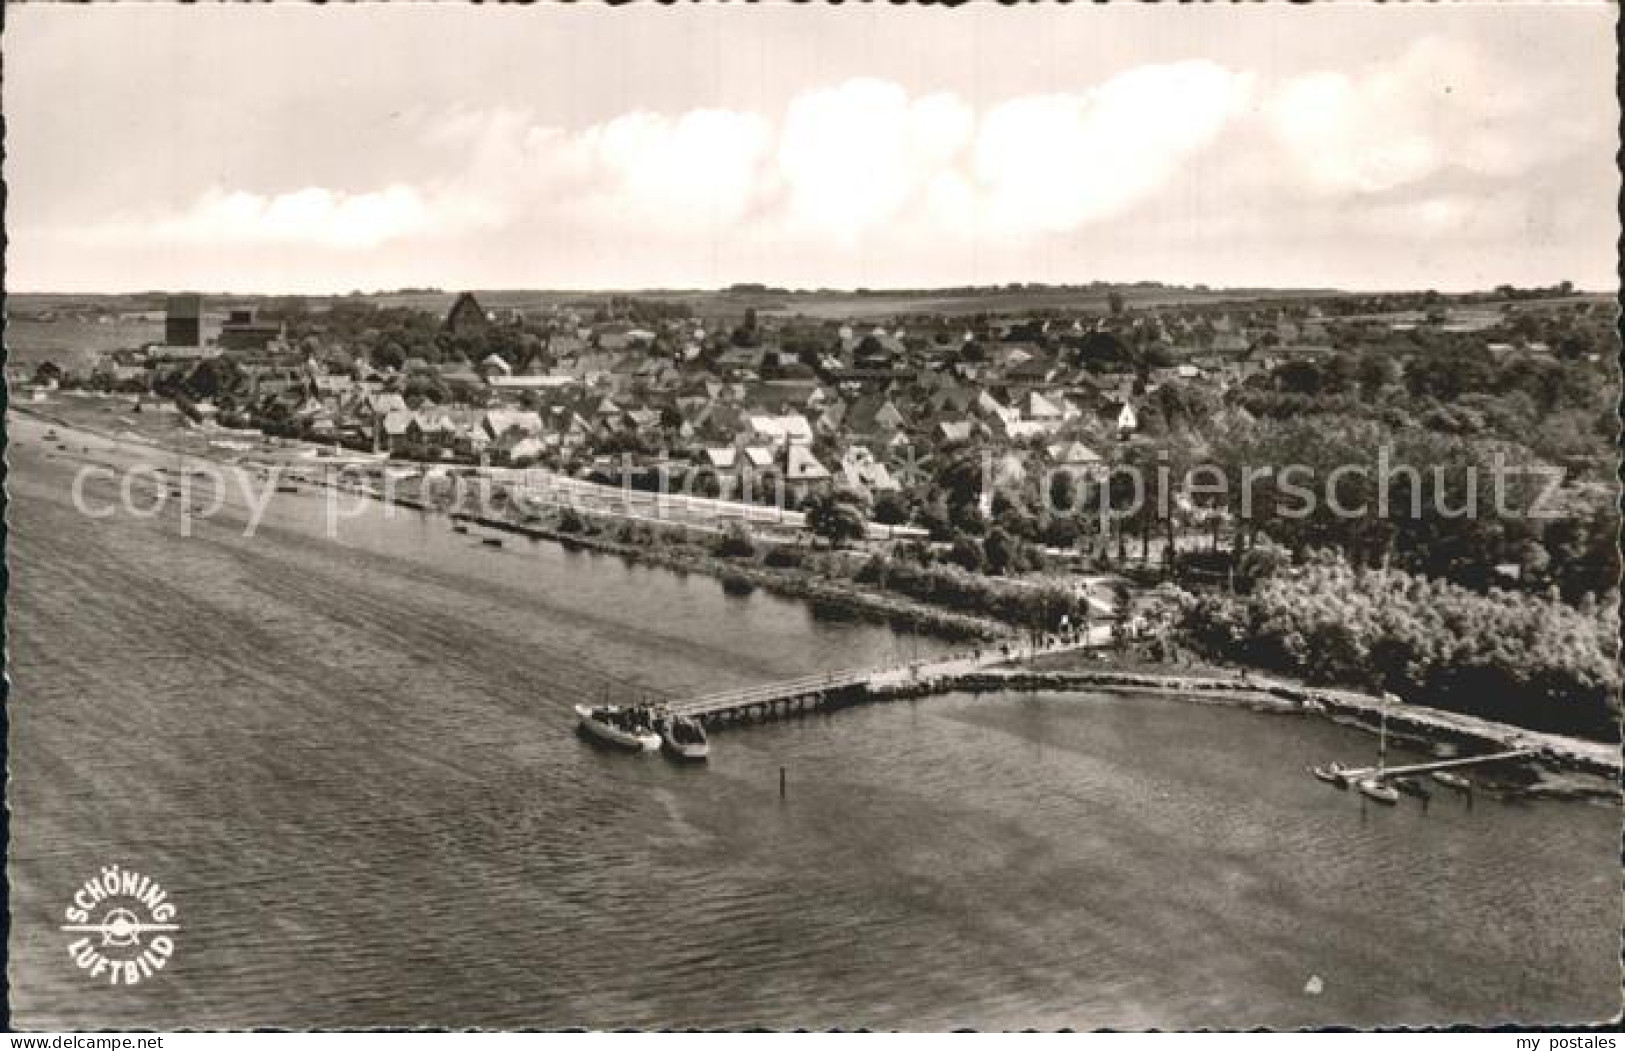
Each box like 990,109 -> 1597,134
668,627 -> 1113,726
1340,750 -> 1536,782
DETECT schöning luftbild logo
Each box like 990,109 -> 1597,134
61,865 -> 180,986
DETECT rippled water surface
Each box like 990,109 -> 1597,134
7,419 -> 1620,1028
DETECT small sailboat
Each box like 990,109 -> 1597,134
1357,693 -> 1400,804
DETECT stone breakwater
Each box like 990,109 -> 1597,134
863,668 -> 1621,794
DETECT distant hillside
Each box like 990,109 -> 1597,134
5,317 -> 165,371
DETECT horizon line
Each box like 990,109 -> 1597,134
8,282 -> 1605,301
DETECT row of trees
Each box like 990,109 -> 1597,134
883,347 -> 1614,601
1201,414 -> 1617,599
1235,332 -> 1613,473
1180,551 -> 1621,740
855,552 -> 1086,630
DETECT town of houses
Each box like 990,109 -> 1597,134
24,285 -> 1601,522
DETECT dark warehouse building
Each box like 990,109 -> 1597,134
165,293 -> 203,347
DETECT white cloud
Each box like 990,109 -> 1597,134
778,78 -> 975,240
415,104 -> 775,238
771,67 -> 1252,244
121,184 -> 436,250
571,108 -> 773,232
975,62 -> 1254,236
1270,72 -> 1429,194
1266,36 -> 1561,196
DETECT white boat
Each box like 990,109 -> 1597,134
1356,778 -> 1400,805
574,704 -> 660,751
1309,762 -> 1349,787
659,714 -> 709,761
1432,770 -> 1472,791
1357,694 -> 1399,804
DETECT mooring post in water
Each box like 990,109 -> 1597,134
780,766 -> 786,799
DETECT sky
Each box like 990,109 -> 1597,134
5,3 -> 1618,294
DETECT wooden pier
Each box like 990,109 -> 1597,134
667,633 -> 1109,728
666,667 -> 878,726
1340,749 -> 1535,782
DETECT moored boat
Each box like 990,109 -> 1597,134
1354,694 -> 1400,805
1432,770 -> 1472,791
1356,778 -> 1400,805
659,714 -> 709,761
1309,762 -> 1350,787
574,704 -> 661,751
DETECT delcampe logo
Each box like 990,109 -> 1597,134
61,864 -> 180,986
